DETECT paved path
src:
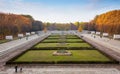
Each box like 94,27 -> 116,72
83,34 -> 120,53
0,67 -> 120,74
0,32 -> 50,70
76,33 -> 120,62
0,33 -> 49,57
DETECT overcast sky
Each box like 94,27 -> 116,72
0,0 -> 120,23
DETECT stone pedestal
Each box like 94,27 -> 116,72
53,51 -> 72,56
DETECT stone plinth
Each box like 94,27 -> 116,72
53,51 -> 72,56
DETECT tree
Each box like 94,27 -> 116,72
0,13 -> 32,38
78,25 -> 83,32
32,21 -> 44,31
94,10 -> 120,38
43,26 -> 47,33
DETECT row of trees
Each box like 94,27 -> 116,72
77,10 -> 120,38
43,22 -> 87,32
0,13 -> 44,39
32,21 -> 44,31
86,10 -> 120,36
1,10 -> 119,39
44,22 -> 77,31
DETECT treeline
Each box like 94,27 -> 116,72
95,10 -> 120,35
44,22 -> 77,30
0,13 -> 44,39
83,10 -> 120,36
1,10 -> 119,39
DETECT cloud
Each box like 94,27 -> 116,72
0,0 -> 93,22
0,0 -> 119,23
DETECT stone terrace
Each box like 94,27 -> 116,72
0,31 -> 120,74
0,32 -> 50,70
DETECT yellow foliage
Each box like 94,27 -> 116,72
44,27 -> 47,33
93,10 -> 120,34
78,25 -> 83,32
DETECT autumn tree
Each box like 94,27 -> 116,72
78,25 -> 83,32
93,10 -> 120,38
0,13 -> 32,39
43,26 -> 47,33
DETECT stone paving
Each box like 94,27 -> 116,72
0,33 -> 50,57
0,67 -> 120,74
0,34 -> 45,54
76,32 -> 120,62
81,34 -> 120,53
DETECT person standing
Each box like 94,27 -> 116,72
20,67 -> 22,72
15,65 -> 18,73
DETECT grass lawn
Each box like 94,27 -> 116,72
47,35 -> 79,39
67,39 -> 84,42
0,37 -> 19,44
41,39 -> 59,43
46,37 -> 59,39
67,37 -> 79,39
34,43 -> 92,48
0,39 -> 9,44
66,35 -> 79,38
13,50 -> 112,62
8,34 -> 116,64
41,39 -> 84,43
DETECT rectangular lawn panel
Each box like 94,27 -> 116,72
46,35 -> 60,39
47,35 -> 79,39
41,39 -> 84,43
41,39 -> 59,43
13,50 -> 113,63
66,35 -> 79,39
47,37 -> 59,39
67,39 -> 84,43
34,43 -> 92,48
